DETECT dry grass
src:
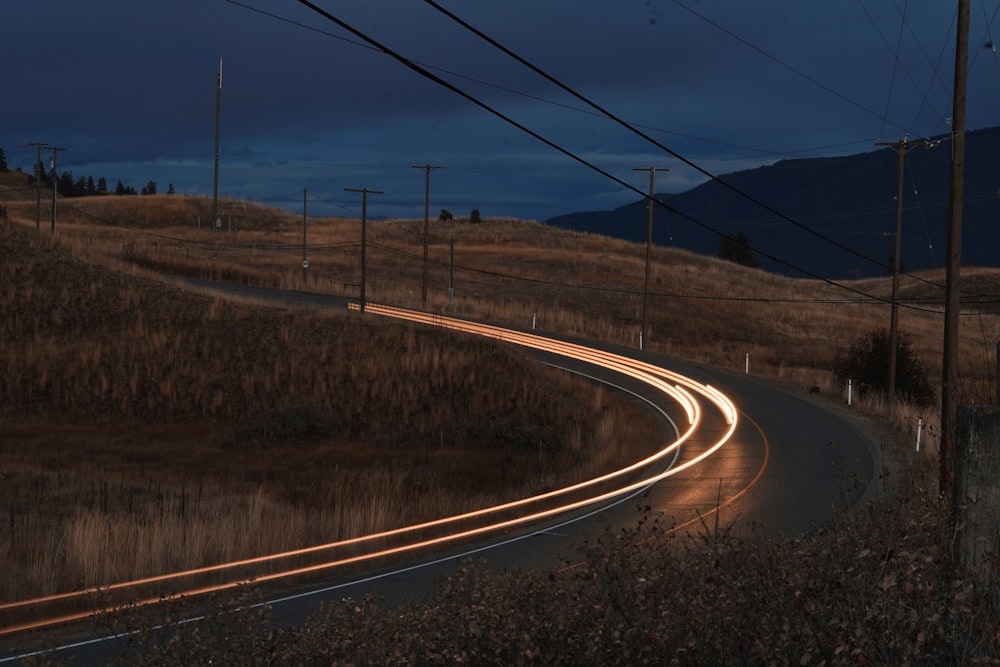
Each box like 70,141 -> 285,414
107,445 -> 1000,666
0,204 -> 663,600
2,193 -> 999,661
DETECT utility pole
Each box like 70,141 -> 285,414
345,187 -> 383,313
875,137 -> 934,399
941,0 -> 970,500
632,165 -> 668,350
17,142 -> 48,230
49,146 -> 67,233
411,164 -> 443,306
212,57 -> 223,232
449,237 -> 455,307
302,188 -> 308,286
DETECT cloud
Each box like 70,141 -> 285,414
4,1 -> 998,224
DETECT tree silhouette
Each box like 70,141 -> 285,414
718,232 -> 760,268
833,328 -> 935,406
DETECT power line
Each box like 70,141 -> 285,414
223,1 -> 880,164
227,1 -> 939,311
668,0 -> 911,134
878,0 -> 911,139
416,1 -> 910,275
420,1 -> 991,304
368,240 -> 966,315
48,198 -> 988,319
406,3 -> 942,301
858,0 -> 956,136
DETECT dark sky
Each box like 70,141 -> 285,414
4,1 -> 999,221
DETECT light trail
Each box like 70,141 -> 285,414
1,303 -> 739,638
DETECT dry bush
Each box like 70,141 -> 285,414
110,446 -> 1000,665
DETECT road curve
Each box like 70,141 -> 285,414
0,291 -> 876,664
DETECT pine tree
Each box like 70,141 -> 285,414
0,147 -> 7,172
718,232 -> 760,268
58,171 -> 75,197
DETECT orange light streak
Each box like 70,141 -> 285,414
2,302 -> 739,637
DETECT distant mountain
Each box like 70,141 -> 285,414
545,126 -> 1000,279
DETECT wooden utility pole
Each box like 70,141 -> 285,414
875,138 -> 934,399
449,237 -> 455,307
17,142 -> 48,230
49,146 -> 67,233
212,57 -> 223,231
632,165 -> 668,350
345,187 -> 383,313
941,0 -> 970,499
411,164 -> 442,306
302,188 -> 308,286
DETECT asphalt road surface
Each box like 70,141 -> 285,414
0,286 -> 878,665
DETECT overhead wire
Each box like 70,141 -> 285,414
977,0 -> 1000,85
859,0 -> 958,135
366,241 -> 953,308
418,0 -> 908,277
229,1 -> 995,310
668,0 -> 910,134
413,0 -> 979,303
425,0 -> 1000,308
905,154 -> 940,268
42,195 -> 987,317
287,0 -> 908,307
899,1 -> 959,134
224,0 -> 875,165
877,0 -> 911,139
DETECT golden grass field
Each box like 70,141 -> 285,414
1,178 -> 998,611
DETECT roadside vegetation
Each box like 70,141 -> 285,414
2,190 -> 998,663
0,214 -> 654,600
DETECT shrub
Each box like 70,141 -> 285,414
833,328 -> 935,406
220,405 -> 343,450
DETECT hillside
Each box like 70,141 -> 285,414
0,169 -> 35,203
547,125 -> 1000,280
2,197 -> 999,662
1,206 -> 672,603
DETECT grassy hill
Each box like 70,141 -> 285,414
2,195 -> 998,663
0,169 -> 36,203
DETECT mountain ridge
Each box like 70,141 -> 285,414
545,126 -> 1000,279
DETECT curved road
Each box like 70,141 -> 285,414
0,283 -> 876,664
